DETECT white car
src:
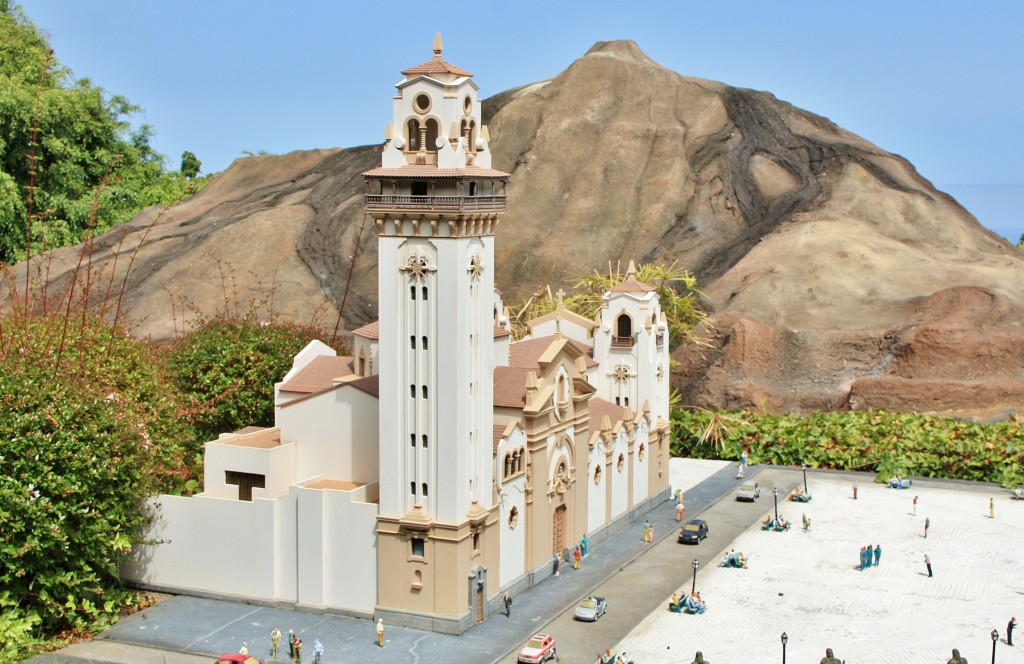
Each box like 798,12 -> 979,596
736,482 -> 760,501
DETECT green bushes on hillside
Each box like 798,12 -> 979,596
671,408 -> 1024,487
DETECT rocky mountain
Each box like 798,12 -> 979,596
13,40 -> 1024,418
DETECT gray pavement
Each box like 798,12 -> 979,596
27,462 -> 1024,664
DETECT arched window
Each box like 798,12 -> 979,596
406,119 -> 421,151
504,454 -> 513,478
425,119 -> 439,152
616,314 -> 632,338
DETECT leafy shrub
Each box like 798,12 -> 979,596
671,408 -> 1024,486
164,317 -> 324,445
0,310 -> 193,653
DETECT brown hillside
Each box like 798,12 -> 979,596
10,40 -> 1024,418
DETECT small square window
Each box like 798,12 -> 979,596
411,537 -> 425,558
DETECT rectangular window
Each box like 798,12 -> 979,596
422,286 -> 428,300
422,434 -> 428,448
410,481 -> 416,496
422,336 -> 428,350
410,336 -> 416,349
410,285 -> 416,300
410,433 -> 416,447
422,483 -> 429,497
411,537 -> 425,557
411,181 -> 428,196
225,470 -> 266,502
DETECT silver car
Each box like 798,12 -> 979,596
736,482 -> 760,501
574,596 -> 608,621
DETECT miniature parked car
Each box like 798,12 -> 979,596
574,595 -> 608,621
736,482 -> 760,501
518,633 -> 557,663
678,518 -> 709,544
214,655 -> 262,664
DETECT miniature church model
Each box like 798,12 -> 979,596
123,35 -> 672,634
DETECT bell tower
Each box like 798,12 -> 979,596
363,34 -> 510,632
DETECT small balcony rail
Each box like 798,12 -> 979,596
365,195 -> 506,212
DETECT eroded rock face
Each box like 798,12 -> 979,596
9,40 -> 1024,417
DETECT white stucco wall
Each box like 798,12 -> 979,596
610,432 -> 629,519
587,442 -> 607,533
204,436 -> 296,500
122,494 -> 280,601
277,387 -> 380,485
496,425 -> 528,588
631,421 -> 650,505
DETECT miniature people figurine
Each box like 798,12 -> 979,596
293,636 -> 302,663
581,533 -> 589,556
924,553 -> 933,577
691,651 -> 710,664
376,618 -> 384,647
312,638 -> 324,664
288,630 -> 296,660
990,497 -> 995,518
873,544 -> 881,566
820,647 -> 841,664
643,519 -> 652,543
802,513 -> 810,531
913,495 -> 918,515
947,648 -> 968,664
676,500 -> 685,522
574,545 -> 582,569
239,642 -> 248,655
852,482 -> 858,499
503,591 -> 512,617
924,516 -> 930,538
553,550 -> 561,576
271,628 -> 282,660
1009,616 -> 1018,646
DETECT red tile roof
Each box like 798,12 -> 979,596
493,424 -> 506,454
494,325 -> 512,338
279,355 -> 355,394
610,277 -> 656,293
353,321 -> 379,339
588,397 -> 629,434
362,165 -> 510,178
402,59 -> 473,77
493,366 -> 531,409
508,335 -> 597,370
349,374 -> 379,399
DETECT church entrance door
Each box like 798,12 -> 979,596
553,504 -> 567,557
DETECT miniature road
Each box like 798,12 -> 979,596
493,466 -> 794,664
27,461 -> 1024,664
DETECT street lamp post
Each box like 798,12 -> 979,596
992,628 -> 999,664
773,487 -> 779,525
781,632 -> 788,664
802,463 -> 808,495
691,558 -> 699,596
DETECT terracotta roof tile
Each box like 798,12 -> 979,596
610,277 -> 656,293
494,325 -> 511,338
508,335 -> 597,370
353,321 -> 379,339
589,397 -> 629,434
362,165 -> 509,178
279,355 -> 355,394
401,59 -> 473,77
349,374 -> 379,399
493,366 -> 530,409
493,424 -> 506,455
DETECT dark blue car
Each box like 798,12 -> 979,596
678,518 -> 709,544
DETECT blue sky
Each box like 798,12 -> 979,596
20,1 -> 1023,242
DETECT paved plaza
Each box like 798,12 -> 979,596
615,470 -> 1024,664
26,460 -> 1024,664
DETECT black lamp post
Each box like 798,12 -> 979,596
992,628 -> 999,664
691,558 -> 699,596
801,463 -> 808,495
773,487 -> 779,524
781,632 -> 788,664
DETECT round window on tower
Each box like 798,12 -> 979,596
414,93 -> 432,114
463,94 -> 473,115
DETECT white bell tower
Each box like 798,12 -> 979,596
363,34 -> 510,631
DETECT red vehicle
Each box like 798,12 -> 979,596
518,633 -> 557,663
214,655 -> 262,664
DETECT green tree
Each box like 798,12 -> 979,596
165,317 -> 323,445
0,5 -> 210,264
180,151 -> 201,179
0,309 -> 194,655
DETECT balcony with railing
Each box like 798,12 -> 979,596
365,194 -> 506,212
611,335 -> 635,348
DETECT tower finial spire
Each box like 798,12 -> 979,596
433,32 -> 443,60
